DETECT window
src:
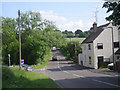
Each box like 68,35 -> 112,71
88,44 -> 91,50
117,56 -> 120,60
97,43 -> 103,49
89,56 -> 91,64
114,42 -> 119,48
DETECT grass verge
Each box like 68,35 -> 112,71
2,66 -> 59,88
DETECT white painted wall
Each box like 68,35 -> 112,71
79,23 -> 119,69
81,43 -> 94,68
119,30 -> 120,47
93,23 -> 119,69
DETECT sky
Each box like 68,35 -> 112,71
1,0 -> 111,32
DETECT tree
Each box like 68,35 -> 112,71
2,17 -> 19,65
2,10 -> 66,65
78,32 -> 87,38
16,11 -> 43,31
102,1 -> 120,28
61,41 -> 82,62
75,29 -> 82,35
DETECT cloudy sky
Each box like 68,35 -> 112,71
1,0 -> 111,32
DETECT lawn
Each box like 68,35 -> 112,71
2,66 -> 59,88
65,38 -> 85,43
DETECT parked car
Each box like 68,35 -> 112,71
107,63 -> 113,70
52,56 -> 57,61
52,47 -> 56,51
21,64 -> 33,71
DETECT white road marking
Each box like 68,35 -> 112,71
93,79 -> 120,88
72,74 -> 84,78
58,59 -> 85,78
63,71 -> 70,74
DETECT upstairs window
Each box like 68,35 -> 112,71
114,42 -> 119,48
97,43 -> 103,49
88,44 -> 91,50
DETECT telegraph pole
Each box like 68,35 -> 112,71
18,10 -> 21,70
108,27 -> 115,69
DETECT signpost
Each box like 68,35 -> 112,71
21,59 -> 24,64
8,54 -> 10,66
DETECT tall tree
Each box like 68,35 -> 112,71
16,11 -> 43,31
102,1 -> 120,28
2,17 -> 19,65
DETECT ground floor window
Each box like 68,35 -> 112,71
117,55 -> 120,60
89,56 -> 91,64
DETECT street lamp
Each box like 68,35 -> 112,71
18,10 -> 21,70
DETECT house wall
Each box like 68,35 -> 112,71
119,30 -> 120,47
93,23 -> 119,69
81,43 -> 94,68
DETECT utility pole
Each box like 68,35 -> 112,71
108,27 -> 115,69
18,10 -> 21,70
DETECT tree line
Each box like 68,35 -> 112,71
62,28 -> 93,38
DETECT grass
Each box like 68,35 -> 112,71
31,62 -> 47,69
2,66 -> 59,88
65,38 -> 85,43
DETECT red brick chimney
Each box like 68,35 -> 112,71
93,22 -> 97,32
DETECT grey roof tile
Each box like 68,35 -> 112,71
82,23 -> 110,44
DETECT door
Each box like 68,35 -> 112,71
98,56 -> 104,69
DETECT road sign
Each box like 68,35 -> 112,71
21,59 -> 24,64
8,54 -> 10,57
8,54 -> 10,66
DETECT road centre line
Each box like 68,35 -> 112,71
73,74 -> 84,77
63,71 -> 70,74
58,60 -> 120,87
93,79 -> 120,88
58,60 -> 85,78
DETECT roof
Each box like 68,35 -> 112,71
115,48 -> 120,55
82,23 -> 110,44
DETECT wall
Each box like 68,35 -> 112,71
93,23 -> 119,69
81,43 -> 95,68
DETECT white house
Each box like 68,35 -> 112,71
79,22 -> 120,69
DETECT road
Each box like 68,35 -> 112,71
34,50 -> 120,89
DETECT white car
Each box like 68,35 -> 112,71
107,63 -> 114,70
52,47 -> 56,51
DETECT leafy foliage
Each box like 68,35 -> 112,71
61,41 -> 82,62
62,29 -> 93,38
2,11 -> 66,65
102,1 -> 120,29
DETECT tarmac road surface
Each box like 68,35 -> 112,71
34,50 -> 120,89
